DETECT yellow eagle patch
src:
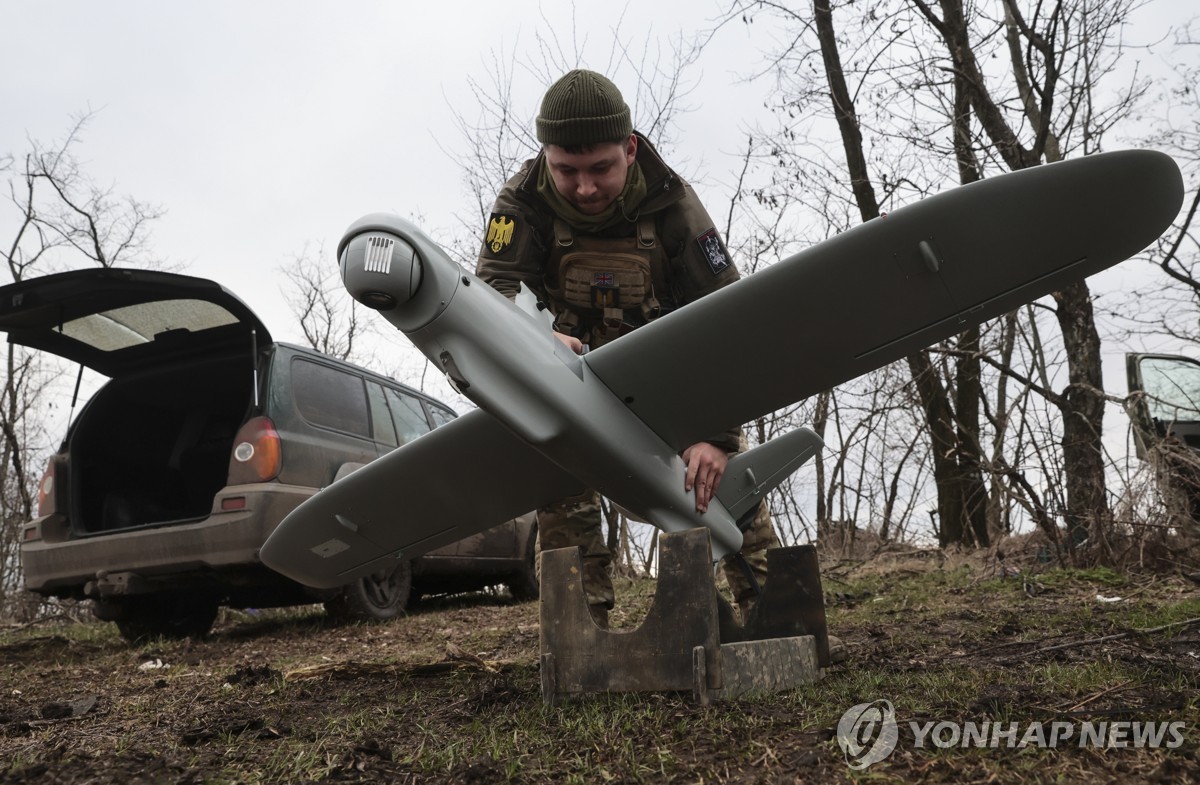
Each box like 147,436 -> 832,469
486,215 -> 515,254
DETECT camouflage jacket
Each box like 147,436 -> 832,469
475,134 -> 743,453
476,133 -> 740,310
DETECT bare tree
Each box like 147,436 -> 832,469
1123,19 -> 1200,336
734,0 -> 992,547
441,10 -> 705,258
0,113 -> 163,618
726,0 -> 1161,558
280,243 -> 369,363
14,115 -> 162,272
911,0 -> 1152,551
1102,19 -> 1200,551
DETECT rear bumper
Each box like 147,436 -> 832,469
21,484 -> 315,596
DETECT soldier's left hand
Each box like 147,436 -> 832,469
682,442 -> 728,513
552,331 -> 585,355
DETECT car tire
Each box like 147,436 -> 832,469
325,561 -> 412,622
505,529 -> 540,602
110,593 -> 220,644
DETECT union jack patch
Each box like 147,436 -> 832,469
594,272 -> 615,287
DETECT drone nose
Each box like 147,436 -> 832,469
339,231 -> 422,311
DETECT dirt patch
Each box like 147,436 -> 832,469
1,565 -> 1198,783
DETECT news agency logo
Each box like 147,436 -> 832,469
836,699 -> 899,770
837,700 -> 1188,769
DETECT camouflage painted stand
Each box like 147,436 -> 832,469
538,528 -> 826,705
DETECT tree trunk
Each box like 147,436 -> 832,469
1052,280 -> 1110,547
811,390 -> 830,532
921,0 -> 1113,554
815,0 -> 988,546
952,326 -> 990,546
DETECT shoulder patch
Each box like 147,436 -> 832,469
695,227 -> 731,275
485,213 -> 517,256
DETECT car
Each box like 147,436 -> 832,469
1126,352 -> 1200,521
0,268 -> 538,642
1126,353 -> 1200,454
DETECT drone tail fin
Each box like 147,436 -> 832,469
716,427 -> 824,524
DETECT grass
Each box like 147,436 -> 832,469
1,554 -> 1198,783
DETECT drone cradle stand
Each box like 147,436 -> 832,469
538,528 -> 827,705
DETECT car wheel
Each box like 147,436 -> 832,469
505,529 -> 540,602
111,593 -> 220,644
325,561 -> 412,622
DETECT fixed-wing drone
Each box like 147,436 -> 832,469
260,150 -> 1183,589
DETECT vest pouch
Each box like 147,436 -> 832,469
544,218 -> 669,347
556,250 -> 653,316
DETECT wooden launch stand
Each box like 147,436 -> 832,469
538,528 -> 829,705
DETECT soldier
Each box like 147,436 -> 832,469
474,69 -> 785,635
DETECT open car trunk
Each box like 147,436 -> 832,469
0,268 -> 272,535
70,353 -> 256,534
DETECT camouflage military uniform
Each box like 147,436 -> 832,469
475,131 -> 779,620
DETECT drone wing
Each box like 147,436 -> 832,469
585,150 -> 1183,450
259,408 -> 584,588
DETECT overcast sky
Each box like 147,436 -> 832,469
2,0 -> 1194,435
1,2 -> 768,348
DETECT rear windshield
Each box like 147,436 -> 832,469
62,299 -> 241,351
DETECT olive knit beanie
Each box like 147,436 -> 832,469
536,69 -> 633,147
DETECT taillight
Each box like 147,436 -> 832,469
227,416 -> 282,484
36,460 -> 57,516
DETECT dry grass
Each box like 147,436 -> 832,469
0,551 -> 1198,784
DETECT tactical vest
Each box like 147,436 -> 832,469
543,216 -> 673,347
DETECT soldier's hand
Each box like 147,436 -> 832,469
553,331 -> 584,355
682,442 -> 728,513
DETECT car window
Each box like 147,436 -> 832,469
428,404 -> 456,429
60,299 -> 241,352
1137,356 -> 1200,424
291,359 -> 370,438
385,387 -> 432,444
366,382 -> 398,447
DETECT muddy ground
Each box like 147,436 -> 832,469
1,552 -> 1199,784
